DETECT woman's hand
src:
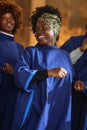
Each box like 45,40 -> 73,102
48,67 -> 67,78
74,80 -> 85,91
3,63 -> 13,75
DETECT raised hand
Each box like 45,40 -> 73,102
3,63 -> 13,75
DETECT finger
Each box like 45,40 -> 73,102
61,68 -> 67,73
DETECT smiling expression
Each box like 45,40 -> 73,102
35,21 -> 56,46
0,13 -> 15,34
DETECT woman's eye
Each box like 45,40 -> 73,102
2,17 -> 14,21
43,26 -> 50,30
35,25 -> 50,32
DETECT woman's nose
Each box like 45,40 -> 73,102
36,27 -> 43,33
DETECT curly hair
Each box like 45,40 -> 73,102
30,5 -> 62,41
0,1 -> 23,34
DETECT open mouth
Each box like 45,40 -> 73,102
6,23 -> 13,28
38,35 -> 45,39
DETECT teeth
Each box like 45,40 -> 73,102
38,36 -> 44,38
7,23 -> 12,27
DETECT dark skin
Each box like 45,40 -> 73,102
35,21 -> 56,46
1,13 -> 15,34
74,80 -> 85,91
3,63 -> 13,75
1,12 -> 15,75
35,21 -> 67,78
74,38 -> 87,91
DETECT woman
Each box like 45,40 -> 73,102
61,29 -> 87,130
0,1 -> 24,130
11,5 -> 74,130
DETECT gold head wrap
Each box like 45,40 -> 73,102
37,13 -> 61,39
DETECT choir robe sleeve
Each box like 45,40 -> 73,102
60,36 -> 85,53
14,50 -> 38,92
14,47 -> 48,92
61,35 -> 87,95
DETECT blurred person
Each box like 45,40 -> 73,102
61,27 -> 87,130
0,1 -> 24,130
11,5 -> 74,130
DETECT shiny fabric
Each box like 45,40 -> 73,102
11,43 -> 73,130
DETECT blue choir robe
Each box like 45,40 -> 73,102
0,32 -> 24,130
11,43 -> 74,130
61,33 -> 87,130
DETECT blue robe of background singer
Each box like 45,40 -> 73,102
11,43 -> 74,130
61,33 -> 87,130
0,32 -> 24,130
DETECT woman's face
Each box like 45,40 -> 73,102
35,21 -> 56,46
0,13 -> 15,34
